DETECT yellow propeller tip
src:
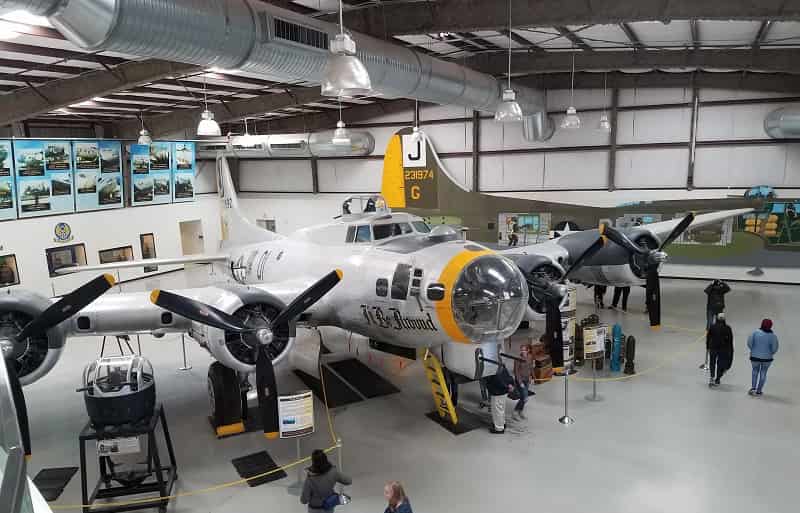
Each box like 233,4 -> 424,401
651,325 -> 661,331
601,235 -> 608,245
103,273 -> 116,286
264,432 -> 279,440
598,224 -> 606,235
335,269 -> 343,280
149,290 -> 161,304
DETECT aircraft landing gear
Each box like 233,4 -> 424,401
208,362 -> 246,437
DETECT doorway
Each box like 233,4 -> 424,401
179,220 -> 205,255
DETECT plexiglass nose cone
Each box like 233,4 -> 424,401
451,255 -> 528,342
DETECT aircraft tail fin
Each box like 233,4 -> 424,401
217,153 -> 281,248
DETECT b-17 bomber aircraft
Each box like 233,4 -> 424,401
0,153 -> 749,459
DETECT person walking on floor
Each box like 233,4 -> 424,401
594,285 -> 607,309
706,312 -> 734,387
512,345 -> 533,421
747,319 -> 779,396
485,362 -> 515,434
300,450 -> 352,513
384,481 -> 412,513
611,286 -> 630,311
704,279 -> 731,329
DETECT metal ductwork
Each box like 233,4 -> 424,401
196,132 -> 375,159
523,112 -> 556,142
2,0 -> 551,139
764,107 -> 800,139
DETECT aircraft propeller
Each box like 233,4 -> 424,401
150,269 -> 342,439
1,274 -> 116,458
524,237 -> 605,366
600,213 -> 695,328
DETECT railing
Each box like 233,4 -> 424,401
0,354 -> 34,513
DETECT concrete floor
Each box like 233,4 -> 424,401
23,276 -> 798,513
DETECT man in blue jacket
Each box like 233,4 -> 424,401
747,319 -> 779,396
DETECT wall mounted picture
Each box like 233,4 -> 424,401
131,143 -> 171,206
172,141 -> 195,203
45,141 -> 71,171
45,243 -> 86,277
99,245 -> 134,264
133,177 -> 154,203
0,254 -> 20,287
149,142 -> 171,170
14,140 -> 75,218
140,233 -> 158,272
76,140 -> 123,212
0,140 -> 16,221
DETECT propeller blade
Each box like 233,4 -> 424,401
5,360 -> 31,458
562,236 -> 605,282
659,212 -> 695,250
600,224 -> 648,256
646,269 -> 661,329
544,297 -> 565,367
16,274 -> 116,342
255,346 -> 279,439
150,290 -> 248,332
268,270 -> 343,329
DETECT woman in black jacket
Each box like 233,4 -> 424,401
300,450 -> 352,513
706,312 -> 734,387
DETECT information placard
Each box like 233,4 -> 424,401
583,324 -> 608,360
75,140 -> 124,211
14,139 -> 75,218
0,140 -> 16,221
278,391 -> 314,439
172,141 -> 195,203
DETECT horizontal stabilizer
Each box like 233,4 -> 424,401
55,254 -> 229,274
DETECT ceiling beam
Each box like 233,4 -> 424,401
555,26 -> 592,51
338,0 -> 800,38
114,87 -> 325,138
0,59 -> 200,126
466,48 -> 800,76
619,23 -> 643,50
0,41 -> 125,66
753,20 -> 773,49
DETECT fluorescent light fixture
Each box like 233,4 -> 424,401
197,109 -> 221,136
495,88 -> 524,122
560,106 -> 581,130
597,111 -> 611,132
137,128 -> 152,145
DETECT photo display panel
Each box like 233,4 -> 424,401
0,140 -> 16,221
172,141 -> 195,203
75,140 -> 124,211
131,142 -> 172,206
14,139 -> 75,218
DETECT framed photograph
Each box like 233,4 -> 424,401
46,243 -> 87,277
99,245 -> 134,265
0,254 -> 20,288
140,233 -> 158,273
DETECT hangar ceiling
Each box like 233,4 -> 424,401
0,1 -> 799,135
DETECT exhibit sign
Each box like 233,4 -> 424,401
131,143 -> 172,206
583,324 -> 608,360
172,141 -> 195,203
278,390 -> 314,439
14,139 -> 75,218
0,140 -> 16,221
75,140 -> 124,211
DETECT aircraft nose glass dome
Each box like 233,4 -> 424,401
452,256 -> 528,342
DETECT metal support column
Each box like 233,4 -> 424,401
687,82 -> 700,190
607,87 -> 619,192
311,157 -> 319,194
472,110 -> 480,192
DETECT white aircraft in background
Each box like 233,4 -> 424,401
0,153 -> 750,461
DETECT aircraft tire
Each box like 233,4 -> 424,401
208,362 -> 243,427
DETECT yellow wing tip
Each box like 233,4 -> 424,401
335,269 -> 343,280
149,289 -> 161,304
103,273 -> 116,286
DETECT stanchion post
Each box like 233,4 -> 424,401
336,437 -> 343,471
287,438 -> 303,496
558,368 -> 575,425
178,333 -> 192,371
585,360 -> 604,402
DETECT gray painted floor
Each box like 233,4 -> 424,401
23,277 -> 798,513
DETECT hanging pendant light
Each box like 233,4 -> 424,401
331,101 -> 352,146
321,0 -> 372,97
597,72 -> 612,132
238,118 -> 257,147
137,114 -> 152,145
559,52 -> 581,130
410,100 -> 423,142
495,0 -> 523,122
197,73 -> 221,136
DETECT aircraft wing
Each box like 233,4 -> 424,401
55,254 -> 229,274
643,208 -> 753,239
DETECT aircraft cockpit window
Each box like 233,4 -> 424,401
412,221 -> 431,233
373,223 -> 414,241
346,226 -> 356,243
355,225 -> 372,243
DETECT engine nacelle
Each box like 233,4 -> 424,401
187,284 -> 296,374
509,253 -> 566,314
0,289 -> 66,385
627,229 -> 662,278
